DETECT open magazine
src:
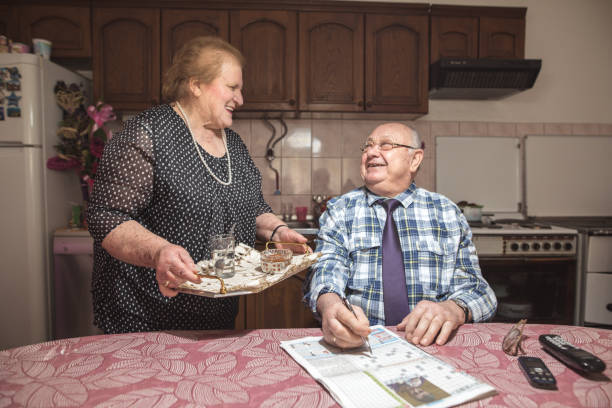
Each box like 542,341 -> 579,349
281,325 -> 496,408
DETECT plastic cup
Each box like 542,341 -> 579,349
296,206 -> 308,222
32,38 -> 52,59
210,234 -> 235,278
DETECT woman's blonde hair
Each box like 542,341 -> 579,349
162,36 -> 245,102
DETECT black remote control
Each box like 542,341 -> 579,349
518,356 -> 557,390
539,334 -> 606,373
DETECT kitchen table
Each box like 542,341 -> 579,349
1,323 -> 610,407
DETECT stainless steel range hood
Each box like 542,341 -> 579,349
429,57 -> 542,100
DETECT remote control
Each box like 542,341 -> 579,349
539,334 -> 606,373
518,356 -> 557,390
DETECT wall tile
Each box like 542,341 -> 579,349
251,118 -> 279,157
312,119 -> 343,157
254,157 -> 282,195
516,123 -> 544,137
263,194 -> 281,214
283,195 -> 314,219
543,123 -> 572,135
571,123 -> 601,135
282,119 -> 312,157
312,158 -> 342,196
282,157 -> 311,195
459,121 -> 488,136
488,122 -> 516,137
231,119 -> 252,152
413,121 -> 433,157
600,124 -> 612,135
430,121 -> 459,137
341,157 -> 362,194
342,120 -> 381,158
415,155 -> 435,192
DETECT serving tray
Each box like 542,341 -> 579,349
177,243 -> 321,298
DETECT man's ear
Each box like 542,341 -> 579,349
410,149 -> 424,173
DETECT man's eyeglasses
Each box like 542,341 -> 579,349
360,141 -> 420,153
502,319 -> 527,356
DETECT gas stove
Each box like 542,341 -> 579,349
470,219 -> 577,257
533,217 -> 612,236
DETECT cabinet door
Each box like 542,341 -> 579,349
246,271 -> 318,329
365,14 -> 428,114
230,10 -> 297,111
18,5 -> 91,58
93,8 -> 160,111
299,12 -> 363,112
479,17 -> 525,59
430,15 -> 478,63
161,9 -> 229,83
0,5 -> 18,39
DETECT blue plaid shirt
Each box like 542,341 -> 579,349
304,183 -> 497,325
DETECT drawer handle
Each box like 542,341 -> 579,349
607,303 -> 612,312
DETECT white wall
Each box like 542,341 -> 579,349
341,0 -> 612,123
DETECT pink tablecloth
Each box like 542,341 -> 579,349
1,324 -> 611,407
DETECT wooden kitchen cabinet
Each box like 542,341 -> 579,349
92,7 -> 160,111
365,14 -> 429,113
430,5 -> 526,63
161,9 -> 229,84
299,12 -> 364,112
245,270 -> 318,329
0,5 -> 18,39
299,12 -> 428,114
17,5 -> 91,58
230,10 -> 297,111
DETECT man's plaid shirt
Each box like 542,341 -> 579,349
304,183 -> 497,325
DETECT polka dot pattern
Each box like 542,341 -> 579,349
88,104 -> 271,334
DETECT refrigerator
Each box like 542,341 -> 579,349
0,53 -> 91,350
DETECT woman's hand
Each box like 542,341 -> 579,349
154,244 -> 201,297
275,226 -> 312,253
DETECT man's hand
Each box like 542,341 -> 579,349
396,300 -> 465,346
317,293 -> 371,348
154,244 -> 201,297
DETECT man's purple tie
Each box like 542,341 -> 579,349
380,199 -> 410,325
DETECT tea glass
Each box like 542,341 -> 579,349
210,234 -> 235,279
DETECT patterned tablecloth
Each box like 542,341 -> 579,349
1,323 -> 611,407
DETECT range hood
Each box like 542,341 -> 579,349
429,58 -> 542,100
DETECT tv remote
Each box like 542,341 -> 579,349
539,334 -> 606,373
518,356 -> 557,390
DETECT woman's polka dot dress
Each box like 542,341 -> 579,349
88,104 -> 271,334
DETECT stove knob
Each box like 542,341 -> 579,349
510,243 -> 519,251
553,242 -> 562,250
564,242 -> 573,251
521,243 -> 530,251
532,242 -> 541,250
543,242 -> 551,250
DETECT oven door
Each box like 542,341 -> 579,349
479,257 -> 576,324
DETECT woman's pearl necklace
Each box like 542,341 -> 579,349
176,102 -> 232,186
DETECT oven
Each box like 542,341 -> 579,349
471,221 -> 578,324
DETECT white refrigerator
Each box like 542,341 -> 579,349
0,53 -> 91,350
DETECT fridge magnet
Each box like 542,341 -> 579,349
7,91 -> 21,117
6,67 -> 21,91
0,67 -> 8,89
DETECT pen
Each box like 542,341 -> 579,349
342,296 -> 373,356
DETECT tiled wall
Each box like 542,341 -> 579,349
231,118 -> 612,219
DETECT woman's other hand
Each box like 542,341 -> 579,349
155,244 -> 202,297
276,227 -> 312,253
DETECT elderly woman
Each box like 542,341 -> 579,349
88,36 -> 305,333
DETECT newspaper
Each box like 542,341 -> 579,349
281,325 -> 496,408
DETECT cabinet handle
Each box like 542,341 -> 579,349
357,101 -> 363,107
289,99 -> 296,106
607,303 -> 612,312
366,101 -> 373,108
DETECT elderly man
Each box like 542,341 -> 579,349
304,122 -> 496,348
